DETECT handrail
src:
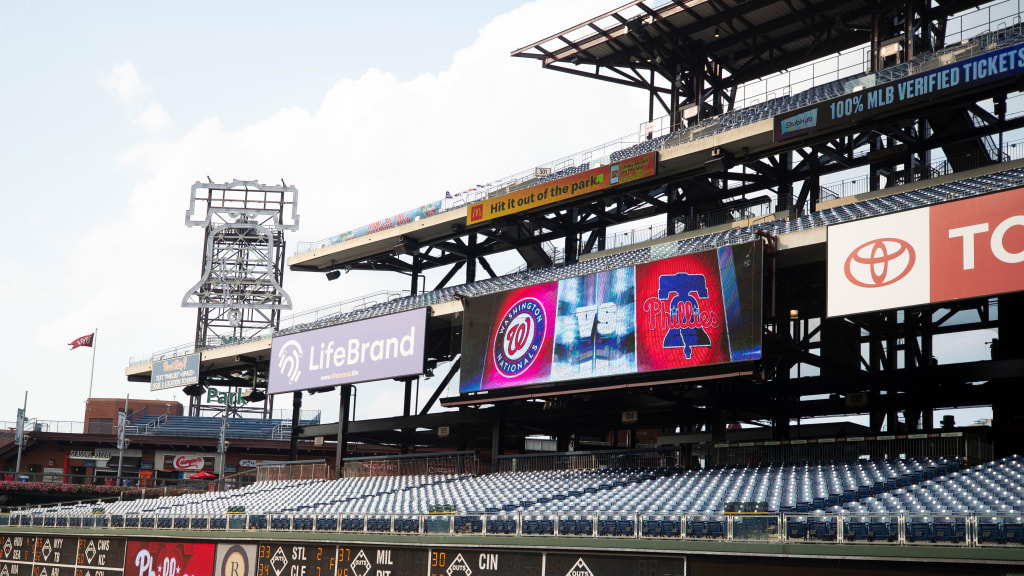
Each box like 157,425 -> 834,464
1,509 -> 1016,547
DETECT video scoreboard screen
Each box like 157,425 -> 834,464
460,241 -> 763,393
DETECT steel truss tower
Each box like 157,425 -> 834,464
183,179 -> 299,417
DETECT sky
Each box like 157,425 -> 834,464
0,1 -> 1001,430
0,0 -> 649,425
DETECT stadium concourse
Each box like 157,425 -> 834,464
12,1 -> 1024,575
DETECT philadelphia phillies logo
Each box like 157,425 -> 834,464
641,272 -> 718,359
493,297 -> 547,377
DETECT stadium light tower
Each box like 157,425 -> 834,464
182,179 -> 299,416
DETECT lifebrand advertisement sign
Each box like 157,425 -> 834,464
268,308 -> 427,394
466,152 -> 656,225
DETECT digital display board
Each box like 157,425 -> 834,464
336,546 -> 419,576
775,42 -> 1024,142
1,535 -> 36,565
0,536 -> 125,576
428,549 -> 542,576
76,538 -> 126,573
460,241 -> 763,393
544,553 -> 685,576
257,545 -> 334,576
30,536 -> 79,576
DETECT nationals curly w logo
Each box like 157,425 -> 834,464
492,297 -> 547,377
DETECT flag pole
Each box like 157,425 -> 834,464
88,328 -> 97,399
14,391 -> 27,478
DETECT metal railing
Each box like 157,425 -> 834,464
256,461 -> 332,483
6,509 -> 1022,548
705,432 -> 980,467
122,414 -> 166,436
0,473 -> 207,495
0,420 -> 84,434
497,448 -> 681,473
129,291 -> 410,365
343,452 -> 482,478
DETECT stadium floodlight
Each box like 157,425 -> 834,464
242,388 -> 267,403
183,384 -> 206,397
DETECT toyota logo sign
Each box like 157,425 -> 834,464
844,238 -> 916,288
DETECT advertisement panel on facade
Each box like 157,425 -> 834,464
150,354 -> 200,391
154,451 -> 218,472
775,42 -> 1024,142
827,187 -> 1024,317
466,152 -> 657,225
460,242 -> 762,394
215,545 -> 257,576
268,309 -> 426,394
125,541 -> 215,576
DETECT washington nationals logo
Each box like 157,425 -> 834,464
492,297 -> 547,377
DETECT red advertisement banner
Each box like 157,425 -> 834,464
930,186 -> 1024,304
126,541 -> 215,576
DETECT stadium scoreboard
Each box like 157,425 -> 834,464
546,553 -> 685,576
336,546 -> 419,576
0,537 -> 125,576
258,545 -> 335,576
459,241 -> 763,395
428,549 -> 542,576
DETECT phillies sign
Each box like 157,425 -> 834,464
827,187 -> 1024,316
126,541 -> 215,576
268,308 -> 426,394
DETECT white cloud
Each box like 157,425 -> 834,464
5,0 -> 643,424
134,102 -> 173,134
99,63 -> 149,103
100,62 -> 172,135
